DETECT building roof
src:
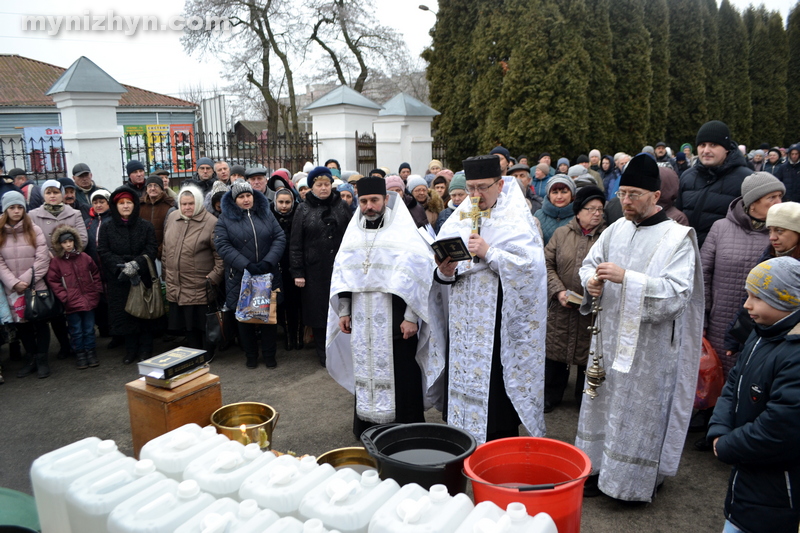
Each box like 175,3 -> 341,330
47,56 -> 127,95
379,93 -> 440,117
0,54 -> 196,108
304,85 -> 382,111
235,120 -> 270,135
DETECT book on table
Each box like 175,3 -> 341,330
138,347 -> 209,380
143,364 -> 210,389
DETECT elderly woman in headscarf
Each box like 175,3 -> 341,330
290,166 -> 351,366
163,185 -> 224,357
271,187 -> 302,350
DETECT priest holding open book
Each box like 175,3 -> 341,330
434,154 -> 547,443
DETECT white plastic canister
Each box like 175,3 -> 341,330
264,517 -> 343,533
368,483 -> 474,533
106,478 -> 216,533
173,497 -> 280,533
139,423 -> 229,480
65,457 -> 165,533
30,437 -> 125,533
298,468 -> 399,533
239,455 -> 335,518
183,441 -> 276,500
454,501 -> 558,533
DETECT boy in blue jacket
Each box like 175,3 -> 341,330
708,256 -> 800,533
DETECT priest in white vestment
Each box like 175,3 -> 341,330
577,153 -> 704,502
435,154 -> 547,444
326,177 -> 443,438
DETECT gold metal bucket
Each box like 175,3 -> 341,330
210,402 -> 279,450
316,447 -> 378,473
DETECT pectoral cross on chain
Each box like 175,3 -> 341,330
362,258 -> 371,274
460,197 -> 491,263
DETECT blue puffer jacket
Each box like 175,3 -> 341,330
534,199 -> 574,245
775,149 -> 800,203
215,189 -> 286,309
708,309 -> 800,533
676,148 -> 752,248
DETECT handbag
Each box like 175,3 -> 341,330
124,256 -> 165,320
205,280 -> 225,343
236,271 -> 279,325
24,267 -> 61,322
694,337 -> 725,410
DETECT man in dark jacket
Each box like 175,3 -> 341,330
9,168 -> 43,209
182,157 -> 217,196
676,120 -> 752,247
775,143 -> 800,202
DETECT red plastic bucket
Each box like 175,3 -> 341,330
463,437 -> 591,533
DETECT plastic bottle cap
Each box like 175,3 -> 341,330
243,443 -> 261,460
299,456 -> 317,471
135,459 -> 156,476
239,499 -> 259,519
429,484 -> 449,503
507,502 -> 527,520
303,518 -> 324,533
201,426 -> 218,439
177,479 -> 201,499
97,440 -> 118,454
361,470 -> 379,487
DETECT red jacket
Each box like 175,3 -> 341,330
46,226 -> 102,313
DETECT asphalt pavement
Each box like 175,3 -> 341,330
0,332 -> 731,532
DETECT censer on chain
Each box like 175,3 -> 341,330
583,293 -> 606,399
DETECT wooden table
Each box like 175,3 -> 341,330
126,373 -> 222,458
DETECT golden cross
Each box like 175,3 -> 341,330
460,196 -> 491,262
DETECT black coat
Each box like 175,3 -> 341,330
215,189 -> 286,309
708,310 -> 800,533
775,155 -> 800,203
182,176 -> 218,197
97,187 -> 158,336
271,201 -> 301,314
289,190 -> 351,328
676,148 -> 752,248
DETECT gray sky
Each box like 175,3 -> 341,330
0,0 -> 793,101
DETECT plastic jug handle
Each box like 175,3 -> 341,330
200,512 -> 231,533
89,471 -> 131,494
136,493 -> 177,518
398,496 -> 431,524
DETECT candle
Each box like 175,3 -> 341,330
240,424 -> 251,445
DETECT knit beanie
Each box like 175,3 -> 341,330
126,160 -> 145,175
297,178 -> 309,190
576,154 -> 590,164
741,172 -> 785,208
230,180 -> 253,200
58,231 -> 75,243
676,152 -> 687,162
696,120 -> 733,149
436,169 -> 454,181
680,143 -> 693,153
642,145 -> 655,155
489,147 -> 511,162
546,175 -> 577,198
449,172 -> 467,192
753,149 -> 765,158
556,158 -> 570,169
406,175 -> 428,194
766,202 -> 800,234
2,191 -> 26,212
398,162 -> 411,173
41,179 -> 63,195
90,189 -> 111,203
196,157 -> 214,168
145,175 -> 164,190
589,149 -> 601,159
567,164 -> 588,178
535,163 -> 550,176
573,186 -> 606,215
746,257 -> 800,311
302,161 -> 315,173
385,175 -> 405,191
428,159 -> 444,170
292,171 -> 307,185
209,179 -> 230,197
307,166 -> 333,184
230,164 -> 246,177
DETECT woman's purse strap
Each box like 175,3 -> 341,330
142,255 -> 158,282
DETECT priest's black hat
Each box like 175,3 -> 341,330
619,153 -> 661,192
357,176 -> 386,196
462,155 -> 502,181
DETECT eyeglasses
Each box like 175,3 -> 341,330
582,207 -> 604,214
466,179 -> 501,194
615,190 -> 650,201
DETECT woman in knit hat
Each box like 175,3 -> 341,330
0,191 -> 51,379
534,175 -> 576,245
270,188 -> 302,351
85,189 -> 112,337
435,172 -> 468,233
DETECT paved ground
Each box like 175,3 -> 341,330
0,332 -> 731,532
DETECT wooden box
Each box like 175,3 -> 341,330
126,373 -> 222,458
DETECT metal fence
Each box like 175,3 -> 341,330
120,131 -> 318,185
432,137 -> 448,171
355,131 -> 377,176
0,136 -> 69,182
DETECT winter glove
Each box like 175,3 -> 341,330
246,262 -> 267,276
122,261 -> 140,277
257,260 -> 272,273
129,274 -> 141,286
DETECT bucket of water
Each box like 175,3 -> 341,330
463,437 -> 591,533
360,423 -> 476,494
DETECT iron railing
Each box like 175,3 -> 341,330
355,131 -> 376,176
0,136 -> 68,182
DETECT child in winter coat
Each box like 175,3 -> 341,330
708,256 -> 800,533
46,225 -> 102,369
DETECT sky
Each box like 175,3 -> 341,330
0,0 -> 794,102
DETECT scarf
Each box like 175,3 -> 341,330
43,204 -> 65,215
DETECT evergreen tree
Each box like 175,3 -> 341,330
750,11 -> 788,147
666,0 -> 706,147
717,0 -> 752,146
424,0 -> 482,168
702,0 -> 724,123
583,0 -> 616,154
786,1 -> 800,145
608,0 -> 652,152
643,0 -> 669,143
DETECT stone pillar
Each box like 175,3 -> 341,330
373,93 -> 439,177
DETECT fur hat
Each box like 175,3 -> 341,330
741,172 -> 785,208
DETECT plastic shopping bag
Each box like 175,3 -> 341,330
694,337 -> 725,410
235,272 -> 273,324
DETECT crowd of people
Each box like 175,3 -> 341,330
1,118 -> 799,531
